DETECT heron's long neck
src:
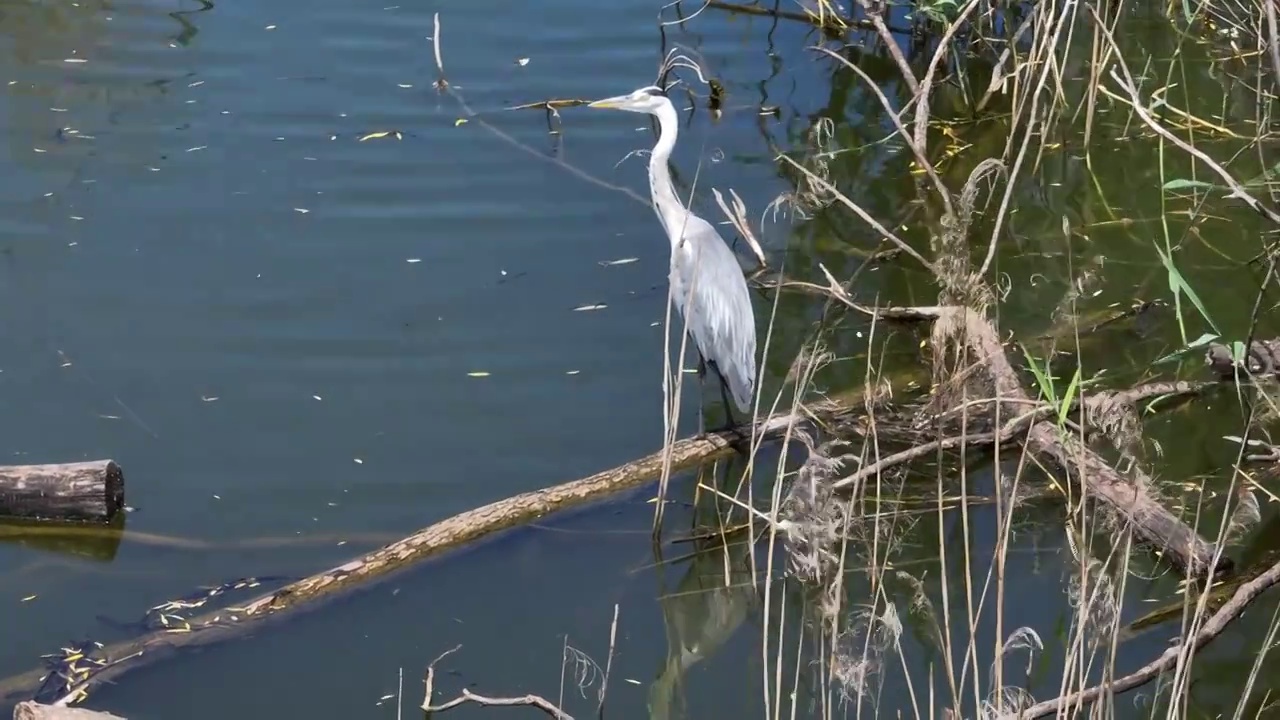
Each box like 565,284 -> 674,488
647,102 -> 687,246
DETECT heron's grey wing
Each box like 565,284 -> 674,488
669,216 -> 758,413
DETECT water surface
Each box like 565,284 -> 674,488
1,0 -> 1277,718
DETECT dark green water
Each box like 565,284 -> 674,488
1,0 -> 1278,718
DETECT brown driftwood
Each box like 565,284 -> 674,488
1205,339 -> 1280,378
0,461 -> 124,523
13,703 -> 125,720
864,305 -> 1229,579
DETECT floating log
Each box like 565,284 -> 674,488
13,702 -> 126,720
1205,339 -> 1280,379
0,461 -> 124,523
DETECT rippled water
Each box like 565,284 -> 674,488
2,0 -> 1276,718
0,0 -> 812,716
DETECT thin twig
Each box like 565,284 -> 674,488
1000,556 -> 1280,720
1087,4 -> 1280,225
421,646 -> 574,719
777,155 -> 936,273
428,13 -> 649,207
809,46 -> 956,219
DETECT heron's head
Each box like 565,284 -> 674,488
587,85 -> 669,114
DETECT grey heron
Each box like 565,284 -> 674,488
588,85 -> 757,436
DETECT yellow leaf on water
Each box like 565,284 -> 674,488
455,118 -> 468,127
21,595 -> 36,602
359,131 -> 392,142
467,371 -> 490,378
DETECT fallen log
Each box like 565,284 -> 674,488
0,404 -> 839,706
0,461 -> 125,523
860,304 -> 1230,579
13,703 -> 125,720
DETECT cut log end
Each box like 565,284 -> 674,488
0,460 -> 125,523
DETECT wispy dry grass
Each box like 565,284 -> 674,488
660,0 -> 1280,719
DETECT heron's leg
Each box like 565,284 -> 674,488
705,364 -> 751,455
694,348 -> 708,437
716,375 -> 741,430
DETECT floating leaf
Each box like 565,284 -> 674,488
454,118 -> 468,127
599,257 -> 638,266
573,304 -> 607,312
359,131 -> 392,142
1162,178 -> 1218,191
467,371 -> 490,377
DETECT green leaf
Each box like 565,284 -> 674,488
1058,366 -> 1081,429
1162,178 -> 1218,191
1152,332 -> 1219,365
1153,244 -> 1220,337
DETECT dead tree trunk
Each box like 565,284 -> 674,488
886,305 -> 1231,578
0,461 -> 125,523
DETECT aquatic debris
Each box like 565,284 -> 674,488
359,131 -> 402,142
33,641 -> 108,705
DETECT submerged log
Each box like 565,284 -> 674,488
0,461 -> 124,523
13,703 -> 126,720
1206,339 -> 1280,379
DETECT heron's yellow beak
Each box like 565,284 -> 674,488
587,95 -> 629,109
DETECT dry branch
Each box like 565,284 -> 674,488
834,381 -> 1217,490
0,461 -> 124,523
1000,554 -> 1280,720
421,646 -> 572,719
702,0 -> 878,34
852,304 -> 1229,578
